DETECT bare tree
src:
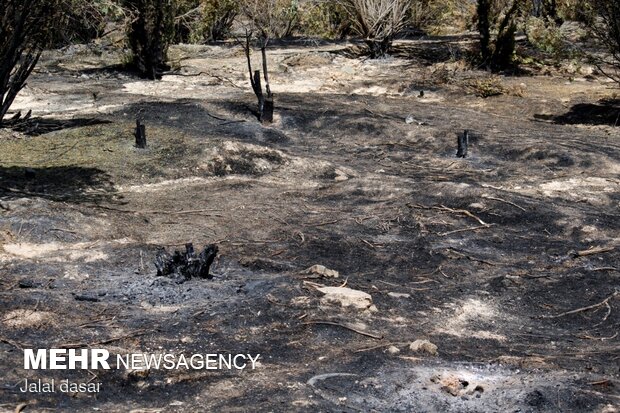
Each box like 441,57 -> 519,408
0,0 -> 65,124
587,0 -> 620,84
237,0 -> 298,123
337,0 -> 410,58
241,29 -> 274,123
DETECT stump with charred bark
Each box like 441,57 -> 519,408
457,130 -> 469,158
155,243 -> 218,283
135,120 -> 147,148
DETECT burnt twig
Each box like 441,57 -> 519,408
303,320 -> 383,340
541,291 -> 619,319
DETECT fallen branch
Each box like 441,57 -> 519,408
307,372 -> 358,386
305,219 -> 340,227
573,246 -> 615,258
577,332 -> 618,341
0,337 -> 24,350
446,248 -> 497,266
303,320 -> 383,340
60,329 -> 151,349
591,267 -> 618,272
438,224 -> 494,237
541,291 -> 619,319
407,203 -> 490,227
482,195 -> 527,212
355,342 -> 408,353
14,403 -> 28,413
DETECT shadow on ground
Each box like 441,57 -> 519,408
535,98 -> 620,126
0,166 -> 117,203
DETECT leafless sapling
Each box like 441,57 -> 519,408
242,29 -> 274,123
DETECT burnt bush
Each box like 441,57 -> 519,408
123,0 -> 175,79
587,0 -> 620,83
0,0 -> 67,124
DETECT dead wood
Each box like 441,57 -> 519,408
407,203 -> 490,227
303,320 -> 384,340
60,329 -> 151,349
482,195 -> 527,211
541,291 -> 619,319
155,243 -> 219,282
572,246 -> 616,258
438,224 -> 494,237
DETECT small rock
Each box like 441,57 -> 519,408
317,286 -> 372,310
387,345 -> 400,355
302,264 -> 339,278
405,115 -> 427,125
409,339 -> 438,355
388,292 -> 410,299
334,169 -> 348,182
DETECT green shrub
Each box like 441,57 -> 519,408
410,0 -> 475,35
174,0 -> 238,43
296,2 -> 351,39
466,75 -> 506,97
525,16 -> 567,58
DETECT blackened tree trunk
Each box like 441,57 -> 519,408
124,0 -> 174,80
243,31 -> 274,123
477,0 -> 520,71
477,0 -> 492,65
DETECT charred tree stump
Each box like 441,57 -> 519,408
135,119 -> 147,148
262,96 -> 274,123
456,129 -> 469,158
155,243 -> 218,283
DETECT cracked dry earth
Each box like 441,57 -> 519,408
0,39 -> 619,412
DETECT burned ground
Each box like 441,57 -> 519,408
0,40 -> 619,412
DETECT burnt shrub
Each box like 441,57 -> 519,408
123,0 -> 175,79
0,0 -> 66,124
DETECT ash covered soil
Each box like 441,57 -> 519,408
0,39 -> 619,412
